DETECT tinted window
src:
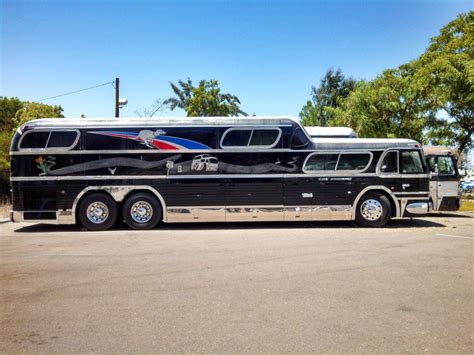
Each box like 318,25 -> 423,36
427,156 -> 436,172
249,129 -> 280,146
437,156 -> 456,175
401,151 -> 424,173
337,153 -> 371,171
222,130 -> 251,147
47,131 -> 78,148
305,154 -> 339,171
290,128 -> 310,149
381,151 -> 398,173
19,131 -> 50,149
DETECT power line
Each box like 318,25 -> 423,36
35,81 -> 114,102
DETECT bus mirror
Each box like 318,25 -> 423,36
381,165 -> 387,172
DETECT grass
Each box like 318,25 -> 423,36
459,199 -> 474,212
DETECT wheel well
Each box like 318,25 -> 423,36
74,190 -> 116,224
123,190 -> 164,213
357,189 -> 398,217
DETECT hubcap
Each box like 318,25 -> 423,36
130,201 -> 153,223
87,202 -> 109,224
360,199 -> 383,221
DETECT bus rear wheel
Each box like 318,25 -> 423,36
79,193 -> 118,231
355,192 -> 392,227
123,192 -> 161,230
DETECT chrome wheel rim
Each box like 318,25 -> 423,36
87,202 -> 109,224
130,201 -> 153,223
360,199 -> 383,221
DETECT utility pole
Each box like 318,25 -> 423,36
114,77 -> 120,118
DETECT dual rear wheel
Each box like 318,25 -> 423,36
78,192 -> 162,231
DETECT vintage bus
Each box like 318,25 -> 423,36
10,117 -> 431,230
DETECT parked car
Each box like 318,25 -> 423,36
460,180 -> 474,193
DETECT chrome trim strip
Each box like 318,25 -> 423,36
166,205 -> 352,223
393,192 -> 430,195
18,129 -> 80,152
10,148 -> 397,156
11,172 -> 432,182
352,186 -> 400,218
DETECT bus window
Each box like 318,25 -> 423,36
47,131 -> 79,148
401,151 -> 424,174
222,130 -> 252,147
221,128 -> 281,148
427,156 -> 436,172
304,154 -> 339,172
437,156 -> 456,175
249,129 -> 280,147
336,153 -> 371,171
290,127 -> 310,149
380,151 -> 398,174
19,131 -> 50,149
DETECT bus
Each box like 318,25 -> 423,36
10,117 -> 431,230
305,126 -> 461,212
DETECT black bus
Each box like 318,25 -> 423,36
10,117 -> 431,230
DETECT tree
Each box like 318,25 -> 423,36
299,68 -> 356,126
0,98 -> 64,185
165,79 -> 247,117
135,98 -> 168,117
330,66 -> 437,142
413,11 -> 473,158
14,102 -> 64,128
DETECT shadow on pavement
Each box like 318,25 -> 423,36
14,218 -> 446,233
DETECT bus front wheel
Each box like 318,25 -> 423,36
355,192 -> 392,227
78,193 -> 118,231
123,192 -> 162,230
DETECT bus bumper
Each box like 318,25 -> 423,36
405,201 -> 431,215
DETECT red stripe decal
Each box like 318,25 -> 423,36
151,140 -> 179,150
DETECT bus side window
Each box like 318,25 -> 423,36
437,156 -> 456,175
427,156 -> 437,173
380,151 -> 398,173
401,151 -> 424,174
290,128 -> 310,149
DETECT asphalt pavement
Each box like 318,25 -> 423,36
1,214 -> 473,352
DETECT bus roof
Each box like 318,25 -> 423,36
305,126 -> 358,138
19,116 -> 300,129
312,138 -> 421,149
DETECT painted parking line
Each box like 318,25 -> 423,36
436,233 -> 474,240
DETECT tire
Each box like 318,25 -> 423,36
123,192 -> 162,230
78,193 -> 118,231
355,192 -> 392,227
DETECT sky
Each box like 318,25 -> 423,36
1,0 -> 472,119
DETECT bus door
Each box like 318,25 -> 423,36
426,154 -> 460,211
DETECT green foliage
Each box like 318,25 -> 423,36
318,11 -> 473,159
330,66 -> 437,142
14,102 -> 64,128
300,68 -> 356,126
413,11 -> 473,156
165,79 -> 247,117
